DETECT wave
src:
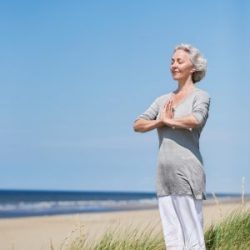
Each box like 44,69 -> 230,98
0,198 -> 158,218
0,190 -> 248,218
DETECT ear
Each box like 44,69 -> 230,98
190,68 -> 196,73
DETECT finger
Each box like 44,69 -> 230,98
166,104 -> 170,112
168,100 -> 172,108
162,105 -> 167,114
165,102 -> 169,109
165,101 -> 169,108
167,101 -> 172,110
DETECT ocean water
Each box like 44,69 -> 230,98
0,190 -> 157,218
0,190 -> 246,218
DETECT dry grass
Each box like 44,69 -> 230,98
53,206 -> 250,250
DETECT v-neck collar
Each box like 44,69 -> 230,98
170,88 -> 199,109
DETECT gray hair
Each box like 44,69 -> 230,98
174,44 -> 207,83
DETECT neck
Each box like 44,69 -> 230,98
176,77 -> 195,93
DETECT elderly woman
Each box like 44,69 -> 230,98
133,44 -> 210,250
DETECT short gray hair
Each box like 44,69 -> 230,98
174,44 -> 207,83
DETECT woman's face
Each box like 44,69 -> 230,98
170,49 -> 195,83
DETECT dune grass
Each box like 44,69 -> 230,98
58,207 -> 250,250
59,221 -> 165,250
205,206 -> 250,250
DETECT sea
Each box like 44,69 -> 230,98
0,190 -> 247,218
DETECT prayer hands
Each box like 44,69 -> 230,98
160,99 -> 175,125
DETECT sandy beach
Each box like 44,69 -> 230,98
0,199 -> 249,250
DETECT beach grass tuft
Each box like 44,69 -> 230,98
205,206 -> 250,249
61,207 -> 250,250
61,222 -> 165,250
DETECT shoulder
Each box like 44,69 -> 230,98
194,88 -> 211,101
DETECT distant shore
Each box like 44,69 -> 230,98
0,198 -> 249,250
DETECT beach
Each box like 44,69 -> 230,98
0,198 -> 249,250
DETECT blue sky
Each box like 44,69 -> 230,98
0,0 -> 249,194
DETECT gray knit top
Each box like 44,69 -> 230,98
135,87 -> 211,200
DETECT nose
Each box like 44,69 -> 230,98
171,62 -> 177,71
171,60 -> 178,68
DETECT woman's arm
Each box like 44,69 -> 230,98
133,119 -> 165,132
133,96 -> 163,133
162,114 -> 199,130
158,99 -> 198,130
161,92 -> 210,130
134,91 -> 210,132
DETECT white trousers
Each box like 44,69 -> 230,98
158,195 -> 206,250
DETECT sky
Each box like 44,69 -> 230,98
0,0 -> 249,194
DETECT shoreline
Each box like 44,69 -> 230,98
0,196 -> 248,220
0,199 -> 249,250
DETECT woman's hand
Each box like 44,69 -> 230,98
160,99 -> 175,126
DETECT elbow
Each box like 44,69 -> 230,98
191,120 -> 202,129
133,121 -> 145,133
133,124 -> 142,132
190,114 -> 203,128
133,121 -> 139,132
133,124 -> 139,132
193,119 -> 201,128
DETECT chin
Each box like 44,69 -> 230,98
172,75 -> 180,80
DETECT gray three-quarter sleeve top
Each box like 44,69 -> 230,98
135,87 -> 211,200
